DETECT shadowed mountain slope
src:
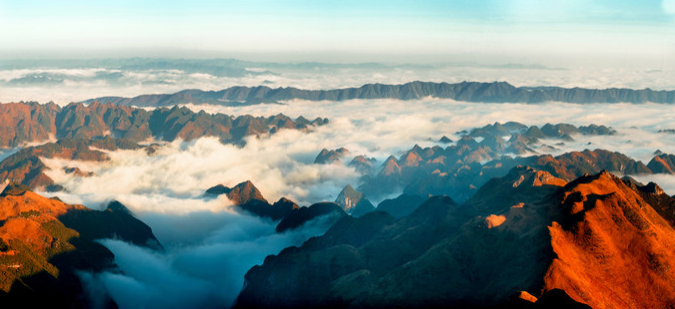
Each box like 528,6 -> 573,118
235,166 -> 675,308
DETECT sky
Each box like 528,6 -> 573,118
0,0 -> 674,66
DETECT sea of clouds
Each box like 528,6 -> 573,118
0,60 -> 667,308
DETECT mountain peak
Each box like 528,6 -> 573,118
227,180 -> 267,205
399,150 -> 422,167
314,148 -> 351,164
544,169 -> 675,307
205,180 -> 267,205
335,185 -> 375,217
379,155 -> 401,176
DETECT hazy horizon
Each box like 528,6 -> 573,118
1,1 -> 674,69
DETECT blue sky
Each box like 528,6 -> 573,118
0,0 -> 673,66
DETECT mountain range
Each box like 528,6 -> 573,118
235,167 -> 675,308
0,101 -> 327,148
85,81 -> 675,106
312,121 -> 664,203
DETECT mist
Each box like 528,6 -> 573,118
77,213 -> 332,309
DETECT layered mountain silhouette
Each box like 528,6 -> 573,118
86,81 -> 675,106
346,122 -> 660,203
235,166 -> 675,308
0,184 -> 160,308
358,146 -> 655,203
0,101 -> 328,147
205,180 -> 346,232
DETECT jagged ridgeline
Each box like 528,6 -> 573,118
0,102 -> 328,147
85,81 -> 675,106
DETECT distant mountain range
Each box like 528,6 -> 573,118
85,81 -> 675,106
